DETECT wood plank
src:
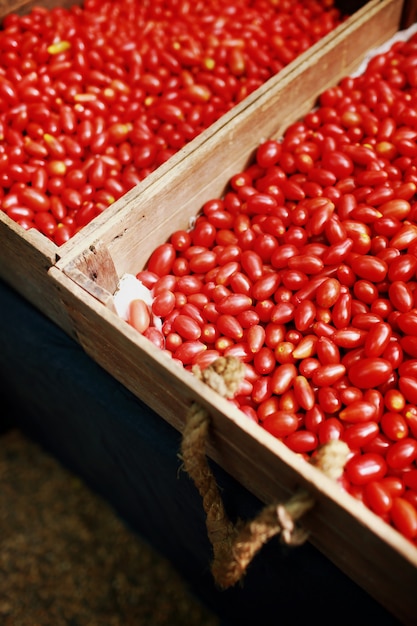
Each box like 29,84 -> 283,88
0,213 -> 75,335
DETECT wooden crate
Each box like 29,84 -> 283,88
0,0 -> 402,336
49,0 -> 417,622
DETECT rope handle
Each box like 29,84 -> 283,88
180,356 -> 349,590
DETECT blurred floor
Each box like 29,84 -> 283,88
0,428 -> 219,626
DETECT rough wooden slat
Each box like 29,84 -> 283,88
64,242 -> 119,311
0,213 -> 76,336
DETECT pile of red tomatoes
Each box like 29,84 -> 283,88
130,30 -> 417,543
0,0 -> 344,245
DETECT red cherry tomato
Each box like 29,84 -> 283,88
189,251 -> 217,274
192,220 -> 217,248
256,140 -> 282,168
241,250 -> 264,281
348,358 -> 393,389
318,417 -> 344,444
384,388 -> 406,413
19,186 -> 50,212
53,223 -> 73,246
270,363 -> 297,395
152,290 -> 176,317
345,453 -> 387,486
390,497 -> 417,539
398,376 -> 417,406
312,363 -> 346,387
217,314 -> 244,341
342,421 -> 380,450
364,322 -> 392,357
321,150 -> 354,179
386,438 -> 417,470
170,229 -> 192,252
284,430 -> 318,453
381,412 -> 409,441
350,255 -> 388,283
316,336 -> 340,365
388,281 -> 414,313
129,299 -> 151,333
253,346 -> 276,376
364,481 -> 393,516
174,341 -> 207,365
293,375 -> 315,411
318,386 -> 342,414
173,314 -> 202,341
252,273 -> 281,301
143,327 -> 165,349
388,254 -> 417,282
339,400 -> 377,424
147,243 -> 176,276
34,211 -> 57,237
262,411 -> 299,439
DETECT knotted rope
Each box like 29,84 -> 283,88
180,356 -> 349,590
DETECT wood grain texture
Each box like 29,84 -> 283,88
0,213 -> 76,335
